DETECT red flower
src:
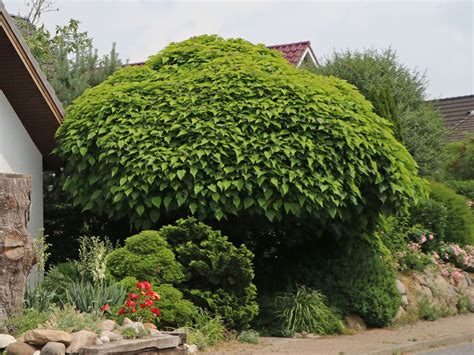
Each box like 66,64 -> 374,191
144,298 -> 154,307
125,300 -> 136,308
100,304 -> 110,312
151,307 -> 161,316
136,281 -> 151,290
118,307 -> 126,316
140,303 -> 146,309
131,308 -> 137,313
129,293 -> 139,300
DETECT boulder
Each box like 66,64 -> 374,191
396,280 -> 406,295
344,314 -> 366,331
95,338 -> 103,345
24,330 -> 71,346
401,295 -> 409,306
184,343 -> 198,353
143,322 -> 157,330
40,342 -> 65,355
6,342 -> 37,355
0,334 -> 17,349
100,331 -> 123,342
96,320 -> 116,332
124,322 -> 144,332
122,318 -> 133,325
65,330 -> 97,353
99,335 -> 110,343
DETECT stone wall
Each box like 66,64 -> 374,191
394,265 -> 474,322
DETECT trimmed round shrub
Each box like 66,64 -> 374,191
160,218 -> 258,329
106,230 -> 185,285
56,35 -> 423,233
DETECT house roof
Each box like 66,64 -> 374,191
125,40 -> 319,68
267,41 -> 319,67
0,2 -> 64,169
431,94 -> 474,141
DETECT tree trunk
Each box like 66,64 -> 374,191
0,173 -> 36,328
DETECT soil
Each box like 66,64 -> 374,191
204,313 -> 474,354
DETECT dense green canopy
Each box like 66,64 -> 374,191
56,35 -> 424,231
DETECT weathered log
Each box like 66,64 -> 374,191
0,173 -> 36,328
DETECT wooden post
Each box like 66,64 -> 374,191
0,173 -> 36,328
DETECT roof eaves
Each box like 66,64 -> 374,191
0,2 -> 64,122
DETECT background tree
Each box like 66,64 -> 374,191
14,1 -> 122,106
315,48 -> 446,176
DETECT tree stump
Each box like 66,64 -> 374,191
0,173 -> 36,328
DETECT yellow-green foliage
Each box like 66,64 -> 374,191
106,230 -> 185,285
56,35 -> 423,233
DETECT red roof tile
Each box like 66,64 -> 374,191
267,41 -> 315,66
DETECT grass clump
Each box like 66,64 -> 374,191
237,329 -> 260,344
185,310 -> 226,350
275,286 -> 344,335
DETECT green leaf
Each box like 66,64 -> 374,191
136,205 -> 145,216
177,170 -> 186,180
151,196 -> 161,208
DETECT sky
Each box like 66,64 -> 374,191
4,0 -> 473,99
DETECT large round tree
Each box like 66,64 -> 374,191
56,35 -> 423,232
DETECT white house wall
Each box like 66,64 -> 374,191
0,90 -> 43,239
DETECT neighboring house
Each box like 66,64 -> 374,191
126,40 -> 319,69
267,41 -> 319,69
0,2 -> 64,238
431,94 -> 474,141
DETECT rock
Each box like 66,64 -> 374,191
65,330 -> 97,353
24,330 -> 71,346
99,335 -> 110,343
344,314 -> 366,331
149,329 -> 162,337
16,335 -> 24,343
143,322 -> 157,330
100,331 -> 123,342
40,342 -> 65,355
396,280 -> 406,295
184,343 -> 198,353
33,351 -> 40,355
96,319 -> 116,332
122,317 -> 133,325
95,338 -> 103,345
124,322 -> 144,332
6,342 -> 37,355
401,295 -> 409,306
0,334 -> 17,349
393,306 -> 407,323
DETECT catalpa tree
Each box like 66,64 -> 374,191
56,35 -> 424,231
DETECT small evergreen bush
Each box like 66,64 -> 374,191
161,218 -> 258,330
107,230 -> 185,285
156,284 -> 198,328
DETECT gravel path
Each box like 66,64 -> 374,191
417,343 -> 474,355
205,314 -> 474,354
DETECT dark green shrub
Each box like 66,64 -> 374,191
296,240 -> 401,328
56,35 -> 423,235
161,218 -> 258,330
106,230 -> 185,285
424,182 -> 474,245
275,286 -> 344,335
446,180 -> 474,200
